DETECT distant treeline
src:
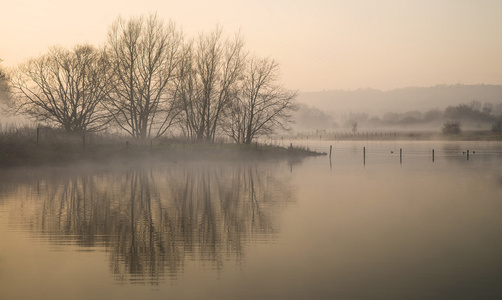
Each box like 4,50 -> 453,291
296,85 -> 502,115
296,101 -> 502,132
0,14 -> 297,144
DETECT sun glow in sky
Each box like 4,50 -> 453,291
1,0 -> 501,92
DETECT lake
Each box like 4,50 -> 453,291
1,140 -> 501,299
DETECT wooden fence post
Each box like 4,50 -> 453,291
363,147 -> 366,165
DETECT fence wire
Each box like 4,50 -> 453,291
264,138 -> 502,164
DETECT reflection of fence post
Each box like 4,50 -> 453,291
467,150 -> 469,160
329,145 -> 332,159
36,127 -> 40,146
432,149 -> 435,162
363,147 -> 366,165
400,148 -> 402,164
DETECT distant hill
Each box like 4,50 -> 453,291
297,84 -> 502,115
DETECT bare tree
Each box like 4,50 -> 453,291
106,14 -> 182,139
223,56 -> 297,144
9,45 -> 112,132
173,41 -> 199,139
175,27 -> 245,142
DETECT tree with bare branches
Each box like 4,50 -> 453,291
106,14 -> 183,139
9,45 -> 112,132
223,56 -> 297,144
175,27 -> 245,142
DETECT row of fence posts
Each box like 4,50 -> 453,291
33,127 -> 477,161
327,145 -> 473,165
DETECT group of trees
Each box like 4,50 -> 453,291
366,101 -> 500,128
6,14 -> 297,144
295,100 -> 502,133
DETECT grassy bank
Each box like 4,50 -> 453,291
0,126 -> 324,168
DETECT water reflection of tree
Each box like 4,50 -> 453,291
2,163 -> 293,284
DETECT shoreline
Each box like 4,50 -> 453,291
0,139 -> 325,168
2,128 -> 501,168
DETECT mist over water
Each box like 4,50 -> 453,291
1,141 -> 502,299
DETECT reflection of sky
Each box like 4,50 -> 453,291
285,144 -> 502,299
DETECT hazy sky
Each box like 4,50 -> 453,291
1,0 -> 501,92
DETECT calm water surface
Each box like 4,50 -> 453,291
1,141 -> 501,299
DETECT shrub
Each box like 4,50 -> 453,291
442,120 -> 462,135
492,120 -> 502,133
